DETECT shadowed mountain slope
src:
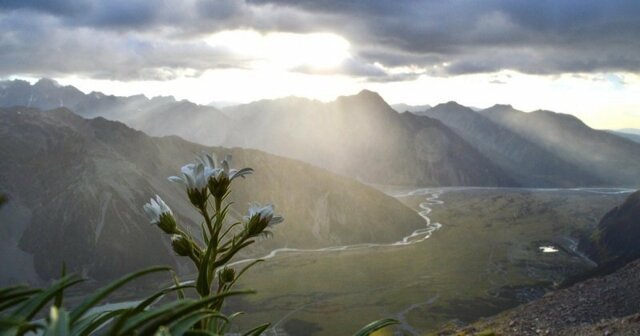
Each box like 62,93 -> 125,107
222,91 -> 516,187
480,105 -> 640,186
579,190 -> 640,265
420,102 -> 602,187
0,106 -> 425,284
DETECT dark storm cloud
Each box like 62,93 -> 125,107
1,0 -> 639,81
249,0 -> 640,75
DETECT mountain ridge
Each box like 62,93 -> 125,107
0,105 -> 425,284
479,104 -> 640,186
3,78 -> 640,188
420,102 -> 604,187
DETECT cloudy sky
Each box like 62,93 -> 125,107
2,0 -> 640,128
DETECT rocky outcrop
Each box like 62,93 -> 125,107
443,259 -> 640,336
578,190 -> 640,266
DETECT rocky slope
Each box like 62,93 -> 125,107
443,259 -> 640,336
0,106 -> 425,285
576,190 -> 640,276
480,105 -> 640,186
420,102 -> 602,187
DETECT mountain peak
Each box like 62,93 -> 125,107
485,104 -> 513,110
34,78 -> 61,88
445,101 -> 468,109
431,101 -> 471,112
350,89 -> 387,104
356,89 -> 380,96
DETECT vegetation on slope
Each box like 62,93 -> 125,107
0,153 -> 397,335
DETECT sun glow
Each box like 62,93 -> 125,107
206,30 -> 350,71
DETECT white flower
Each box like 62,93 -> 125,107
199,153 -> 253,182
244,203 -> 284,227
168,162 -> 213,190
242,203 -> 283,238
143,195 -> 172,224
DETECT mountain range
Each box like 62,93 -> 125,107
391,103 -> 432,113
480,105 -> 640,186
0,106 -> 424,284
609,129 -> 640,144
419,102 -> 602,187
1,78 -> 640,188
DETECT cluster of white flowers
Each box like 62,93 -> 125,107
168,154 -> 253,190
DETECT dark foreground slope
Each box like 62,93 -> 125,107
443,259 -> 640,336
0,106 -> 424,285
579,190 -> 640,263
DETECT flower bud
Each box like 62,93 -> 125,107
171,234 -> 192,257
158,213 -> 177,234
208,175 -> 230,200
243,204 -> 284,238
219,267 -> 236,284
187,188 -> 208,209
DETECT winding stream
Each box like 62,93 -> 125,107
229,189 -> 444,268
233,189 -> 446,336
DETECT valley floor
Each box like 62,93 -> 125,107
229,188 -> 631,336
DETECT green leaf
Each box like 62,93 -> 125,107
109,283 -> 195,335
240,322 -> 270,336
72,309 -> 127,336
11,274 -> 83,320
114,300 -> 189,335
54,263 -> 67,309
70,266 -> 170,323
217,312 -> 244,334
0,287 -> 40,313
136,291 -> 252,335
0,316 -> 35,334
229,259 -> 263,288
197,237 -> 219,296
155,326 -> 172,336
44,307 -> 70,336
169,310 -> 225,335
171,272 -> 187,300
0,286 -> 37,300
352,318 -> 398,336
